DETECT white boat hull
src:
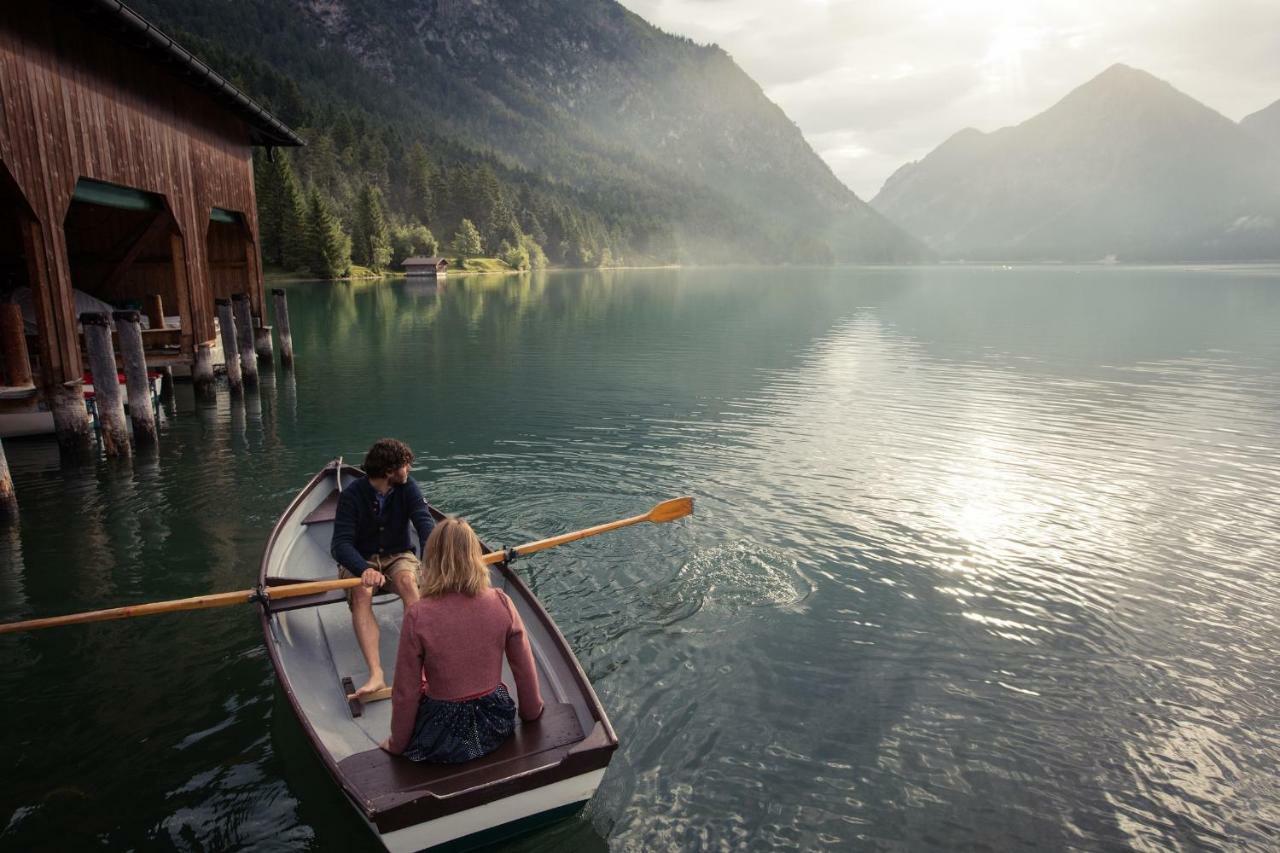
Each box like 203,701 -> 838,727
374,769 -> 605,853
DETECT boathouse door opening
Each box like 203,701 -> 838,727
61,178 -> 191,366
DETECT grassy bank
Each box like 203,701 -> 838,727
263,258 -> 531,283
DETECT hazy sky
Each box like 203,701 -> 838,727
619,1 -> 1280,200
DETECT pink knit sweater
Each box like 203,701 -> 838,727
388,588 -> 544,754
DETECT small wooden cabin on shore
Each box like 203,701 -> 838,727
0,0 -> 302,450
403,256 -> 449,278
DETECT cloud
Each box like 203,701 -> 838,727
620,0 -> 1280,199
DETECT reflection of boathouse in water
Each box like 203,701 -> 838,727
0,1 -> 302,450
402,256 -> 450,279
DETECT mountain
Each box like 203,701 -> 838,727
872,64 -> 1280,262
128,0 -> 922,264
1241,99 -> 1280,145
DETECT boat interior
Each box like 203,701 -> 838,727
261,464 -> 610,816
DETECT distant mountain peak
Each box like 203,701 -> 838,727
1054,63 -> 1203,112
872,65 -> 1280,262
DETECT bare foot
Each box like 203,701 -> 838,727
347,673 -> 387,700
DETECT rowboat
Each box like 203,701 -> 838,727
259,460 -> 618,851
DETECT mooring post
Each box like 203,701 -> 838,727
231,294 -> 259,387
252,305 -> 274,365
192,341 -> 217,402
113,311 -> 157,445
253,324 -> 274,365
0,435 -> 16,518
215,298 -> 243,395
271,288 -> 294,368
80,312 -> 131,457
0,303 -> 33,387
158,366 -> 175,405
49,380 -> 92,455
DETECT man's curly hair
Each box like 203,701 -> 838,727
363,438 -> 414,479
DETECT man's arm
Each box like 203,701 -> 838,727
330,488 -> 370,573
406,479 -> 436,556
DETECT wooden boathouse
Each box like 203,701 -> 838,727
0,0 -> 302,451
403,256 -> 449,278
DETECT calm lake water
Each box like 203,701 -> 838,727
2,266 -> 1279,851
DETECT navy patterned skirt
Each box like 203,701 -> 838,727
402,684 -> 517,764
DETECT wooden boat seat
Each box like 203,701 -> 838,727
337,702 -> 585,801
301,489 -> 340,525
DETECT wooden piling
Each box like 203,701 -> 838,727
193,341 -> 216,402
144,294 -> 165,333
80,312 -> 131,457
158,366 -> 175,405
113,311 -> 157,445
0,303 -> 33,387
215,299 -> 243,395
272,288 -> 294,368
48,381 -> 92,454
253,323 -> 274,365
231,294 -> 259,387
0,435 -> 15,518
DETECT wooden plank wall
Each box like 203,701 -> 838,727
206,220 -> 254,302
0,4 -> 264,384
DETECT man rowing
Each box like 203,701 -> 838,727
331,438 -> 436,699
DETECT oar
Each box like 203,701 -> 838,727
483,495 -> 693,564
0,496 -> 694,635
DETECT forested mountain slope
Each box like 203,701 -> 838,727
129,0 -> 922,266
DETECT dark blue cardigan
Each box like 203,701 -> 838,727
330,476 -> 436,573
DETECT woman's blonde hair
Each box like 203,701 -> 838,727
420,517 -> 491,597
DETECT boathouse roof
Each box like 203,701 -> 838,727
403,256 -> 449,267
72,0 -> 304,148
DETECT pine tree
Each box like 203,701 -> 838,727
353,185 -> 392,271
306,188 -> 351,279
407,143 -> 434,226
278,157 -> 308,272
253,150 -> 283,266
452,218 -> 483,258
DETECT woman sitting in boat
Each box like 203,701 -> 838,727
381,518 -> 544,763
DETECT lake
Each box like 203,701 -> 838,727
2,266 -> 1278,851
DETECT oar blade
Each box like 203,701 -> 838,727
647,496 -> 694,524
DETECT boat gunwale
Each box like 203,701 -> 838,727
259,459 -> 618,836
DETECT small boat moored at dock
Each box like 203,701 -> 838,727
259,460 -> 618,851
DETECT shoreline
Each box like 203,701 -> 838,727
263,259 -> 1280,285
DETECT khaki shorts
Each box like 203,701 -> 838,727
339,551 -> 420,601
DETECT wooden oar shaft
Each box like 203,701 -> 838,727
483,512 -> 650,564
0,578 -> 366,635
0,589 -> 251,634
0,496 -> 692,634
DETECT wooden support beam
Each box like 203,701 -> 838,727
169,232 -> 196,363
0,304 -> 33,387
144,294 -> 165,331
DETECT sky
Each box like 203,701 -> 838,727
619,0 -> 1280,200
